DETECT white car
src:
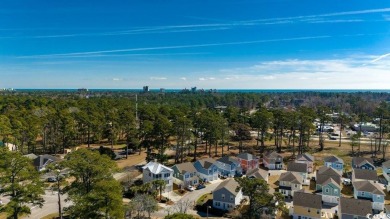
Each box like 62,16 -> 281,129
186,185 -> 195,191
342,179 -> 351,185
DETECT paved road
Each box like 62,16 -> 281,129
24,190 -> 70,219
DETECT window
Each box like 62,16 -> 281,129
149,173 -> 151,177
298,216 -> 301,219
362,166 -> 366,169
295,184 -> 298,188
361,192 -> 365,196
325,188 -> 329,193
317,210 -> 320,214
215,202 -> 220,206
222,194 -> 225,199
230,195 -> 234,201
280,181 -> 284,186
334,189 -> 338,194
377,195 -> 381,200
307,208 -> 310,213
190,173 -> 193,177
353,216 -> 358,219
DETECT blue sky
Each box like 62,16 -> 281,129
0,0 -> 389,89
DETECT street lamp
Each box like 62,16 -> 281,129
206,205 -> 211,218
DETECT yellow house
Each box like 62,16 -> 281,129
292,191 -> 326,219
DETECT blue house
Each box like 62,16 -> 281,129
216,156 -> 242,177
352,157 -> 375,170
353,181 -> 385,213
319,178 -> 341,204
193,158 -> 219,182
324,155 -> 344,173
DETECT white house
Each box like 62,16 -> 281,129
142,161 -> 174,192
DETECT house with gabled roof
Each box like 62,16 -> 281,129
318,178 -> 341,204
353,181 -> 385,213
291,191 -> 325,219
352,157 -> 375,170
324,155 -> 344,173
339,197 -> 372,219
236,152 -> 259,172
352,168 -> 378,183
142,161 -> 174,192
287,161 -> 309,185
295,153 -> 315,173
315,166 -> 342,191
213,178 -> 243,211
33,154 -> 60,171
278,171 -> 304,197
172,162 -> 199,187
216,156 -> 242,177
246,167 -> 268,183
193,158 -> 218,182
263,151 -> 283,170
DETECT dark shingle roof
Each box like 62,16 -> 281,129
174,162 -> 197,174
316,166 -> 341,185
237,152 -> 256,161
353,169 -> 378,181
198,158 -> 216,169
340,197 -> 372,217
264,151 -> 282,159
287,161 -> 307,173
352,157 -> 374,167
352,181 -> 385,195
246,168 -> 268,180
214,178 -> 240,196
296,153 -> 314,162
217,156 -> 240,166
324,155 -> 344,164
279,171 -> 303,184
293,191 -> 322,209
33,155 -> 59,168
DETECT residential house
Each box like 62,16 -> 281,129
278,171 -> 304,197
315,166 -> 342,191
216,156 -> 242,177
353,181 -> 385,213
318,178 -> 341,204
213,179 -> 243,211
33,155 -> 60,171
352,157 -> 376,170
352,168 -> 378,183
172,162 -> 199,187
236,152 -> 259,172
287,161 -> 309,185
382,160 -> 390,174
246,167 -> 268,183
339,197 -> 372,219
295,153 -> 315,173
263,151 -> 283,170
324,155 -> 344,173
142,161 -> 174,192
193,158 -> 219,182
291,191 -> 325,219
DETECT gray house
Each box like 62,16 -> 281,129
324,155 -> 344,173
315,166 -> 341,191
295,153 -> 315,173
213,179 -> 243,211
339,197 -> 372,219
172,162 -> 199,187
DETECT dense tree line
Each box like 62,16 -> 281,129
0,91 -> 389,161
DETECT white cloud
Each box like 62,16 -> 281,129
199,77 -> 206,81
180,77 -> 187,80
150,77 -> 167,80
112,78 -> 123,81
263,75 -> 275,80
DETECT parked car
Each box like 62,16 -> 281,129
342,178 -> 351,185
47,177 -> 57,182
186,185 -> 195,191
196,184 -> 206,190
